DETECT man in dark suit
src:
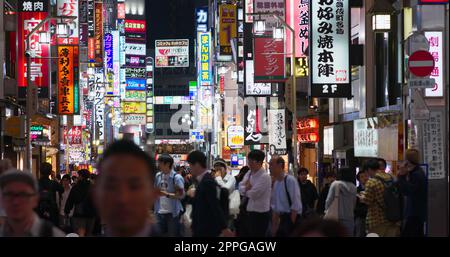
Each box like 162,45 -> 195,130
187,151 -> 233,237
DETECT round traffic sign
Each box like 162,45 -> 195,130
408,50 -> 435,77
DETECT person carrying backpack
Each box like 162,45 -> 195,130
269,156 -> 302,237
64,169 -> 96,237
154,154 -> 185,237
359,159 -> 401,237
37,163 -> 64,227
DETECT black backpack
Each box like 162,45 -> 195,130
375,176 -> 403,222
216,185 -> 230,218
37,189 -> 54,220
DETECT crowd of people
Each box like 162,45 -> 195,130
0,140 -> 427,237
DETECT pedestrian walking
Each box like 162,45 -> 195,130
359,159 -> 401,237
398,149 -> 427,237
213,159 -> 239,229
238,150 -> 271,237
64,169 -> 96,237
297,168 -> 318,219
187,151 -> 233,237
0,170 -> 65,237
354,170 -> 369,237
37,162 -> 64,227
324,167 -> 357,236
269,156 -> 302,237
93,139 -> 160,237
57,174 -> 73,233
316,172 -> 336,216
154,154 -> 185,237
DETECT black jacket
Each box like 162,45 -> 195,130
65,179 -> 96,218
299,180 -> 318,211
191,173 -> 227,237
316,183 -> 331,215
398,165 -> 427,222
37,178 -> 64,223
354,185 -> 368,219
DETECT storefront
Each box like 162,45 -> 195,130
297,117 -> 320,185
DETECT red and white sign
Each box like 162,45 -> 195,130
64,126 -> 83,145
287,0 -> 308,58
408,50 -> 435,77
425,31 -> 443,97
17,10 -> 50,89
254,38 -> 285,82
125,20 -> 146,33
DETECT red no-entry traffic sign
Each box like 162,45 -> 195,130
408,50 -> 435,77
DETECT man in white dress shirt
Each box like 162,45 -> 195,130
239,150 -> 271,237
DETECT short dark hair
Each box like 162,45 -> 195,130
362,159 -> 380,172
40,162 -> 53,177
294,217 -> 349,237
298,167 -> 309,175
97,139 -> 156,181
0,170 -> 38,193
324,172 -> 336,179
78,169 -> 90,179
213,158 -> 227,169
187,151 -> 207,169
158,154 -> 174,168
356,170 -> 366,181
62,174 -> 71,181
337,167 -> 355,184
248,150 -> 265,163
377,158 -> 387,169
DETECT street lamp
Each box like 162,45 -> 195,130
38,32 -> 50,44
253,19 -> 266,35
272,26 -> 284,41
369,0 -> 395,32
56,23 -> 70,37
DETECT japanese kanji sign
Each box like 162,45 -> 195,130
94,2 -> 103,63
57,0 -> 79,45
58,45 -> 79,115
155,39 -> 189,68
268,109 -> 287,155
198,33 -> 212,85
254,0 -> 285,30
310,0 -> 351,98
219,4 -> 237,56
254,37 -> 285,82
19,0 -> 48,12
295,0 -> 309,57
424,31 -> 443,97
94,70 -> 105,141
422,110 -> 445,179
17,2 -> 50,98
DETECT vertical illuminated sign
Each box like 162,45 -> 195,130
58,45 -> 79,115
198,32 -> 212,86
219,4 -> 237,56
424,31 -> 443,97
57,0 -> 79,45
310,0 -> 351,98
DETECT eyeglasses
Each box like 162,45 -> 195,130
2,192 -> 36,201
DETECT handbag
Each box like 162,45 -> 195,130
324,182 -> 340,221
229,190 -> 241,216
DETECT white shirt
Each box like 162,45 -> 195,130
59,187 -> 74,216
239,168 -> 272,213
215,173 -> 236,194
271,174 -> 302,215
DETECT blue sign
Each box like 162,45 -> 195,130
190,129 -> 204,142
198,32 -> 212,86
126,78 -> 146,91
196,7 -> 208,32
231,154 -> 239,166
104,33 -> 113,70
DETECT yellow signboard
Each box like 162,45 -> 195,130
219,4 -> 237,55
121,102 -> 146,114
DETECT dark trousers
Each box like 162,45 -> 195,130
276,213 -> 301,237
401,217 -> 425,237
157,213 -> 181,237
247,211 -> 270,237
